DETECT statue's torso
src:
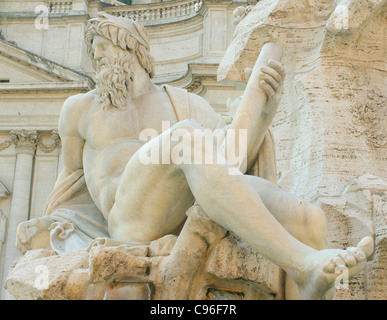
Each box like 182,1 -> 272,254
79,89 -> 179,216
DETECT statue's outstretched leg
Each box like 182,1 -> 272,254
108,119 -> 373,300
244,174 -> 327,299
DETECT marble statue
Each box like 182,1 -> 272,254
14,12 -> 374,300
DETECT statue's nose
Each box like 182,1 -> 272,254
94,48 -> 103,62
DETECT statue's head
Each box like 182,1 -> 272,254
85,12 -> 155,109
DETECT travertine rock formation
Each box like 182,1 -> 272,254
218,0 -> 387,299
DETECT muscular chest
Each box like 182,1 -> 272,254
80,93 -> 178,149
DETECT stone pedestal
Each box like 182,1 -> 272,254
5,205 -> 284,300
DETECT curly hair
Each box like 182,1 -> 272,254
85,12 -> 155,79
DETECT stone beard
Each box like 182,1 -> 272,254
85,12 -> 155,111
95,48 -> 134,110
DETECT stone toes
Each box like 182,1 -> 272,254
346,247 -> 365,262
348,247 -> 365,262
346,255 -> 358,266
354,249 -> 366,262
339,252 -> 357,267
332,256 -> 346,267
357,236 -> 374,258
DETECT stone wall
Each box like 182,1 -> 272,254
218,0 -> 387,299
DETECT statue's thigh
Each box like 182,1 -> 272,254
108,135 -> 194,240
112,120 -> 205,216
116,147 -> 192,212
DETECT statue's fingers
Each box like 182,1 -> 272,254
261,66 -> 281,83
259,72 -> 279,90
259,80 -> 275,98
268,59 -> 285,78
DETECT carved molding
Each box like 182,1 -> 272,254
0,139 -> 11,152
349,90 -> 386,148
186,75 -> 217,94
9,130 -> 38,155
165,63 -> 220,95
0,130 -> 62,154
37,130 -> 62,153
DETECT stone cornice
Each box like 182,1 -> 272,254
165,63 -> 219,95
0,12 -> 89,22
0,82 -> 93,94
0,39 -> 95,86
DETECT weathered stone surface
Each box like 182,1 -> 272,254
366,191 -> 387,300
88,246 -> 155,283
218,0 -> 386,300
5,249 -> 89,300
5,231 -> 284,300
5,206 -> 284,300
206,233 -> 283,295
320,174 -> 386,299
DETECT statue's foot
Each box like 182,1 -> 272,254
298,236 -> 374,300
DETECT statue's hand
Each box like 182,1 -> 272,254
258,59 -> 285,116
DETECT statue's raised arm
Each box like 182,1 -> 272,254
227,43 -> 284,173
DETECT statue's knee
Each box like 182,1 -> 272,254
170,119 -> 206,152
169,119 -> 223,166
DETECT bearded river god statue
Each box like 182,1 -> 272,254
6,12 -> 374,300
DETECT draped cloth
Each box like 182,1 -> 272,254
43,169 -> 109,254
44,85 -> 277,254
